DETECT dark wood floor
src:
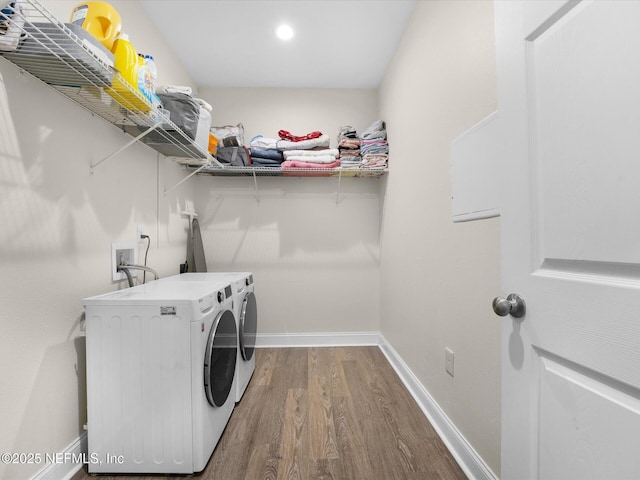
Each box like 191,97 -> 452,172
72,347 -> 467,480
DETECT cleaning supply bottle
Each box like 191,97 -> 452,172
140,54 -> 163,120
143,55 -> 157,94
136,53 -> 153,103
105,33 -> 150,111
138,53 -> 156,104
70,1 -> 121,51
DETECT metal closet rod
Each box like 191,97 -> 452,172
203,169 -> 375,205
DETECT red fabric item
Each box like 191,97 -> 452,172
278,130 -> 323,142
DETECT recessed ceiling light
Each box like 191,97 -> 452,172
276,24 -> 294,41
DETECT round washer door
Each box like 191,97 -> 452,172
240,292 -> 257,361
204,309 -> 237,407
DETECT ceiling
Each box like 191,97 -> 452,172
139,0 -> 416,90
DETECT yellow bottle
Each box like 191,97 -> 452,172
106,33 -> 151,112
70,1 -> 121,51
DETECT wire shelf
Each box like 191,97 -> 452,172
0,0 -> 387,180
194,165 -> 388,178
0,0 -> 216,165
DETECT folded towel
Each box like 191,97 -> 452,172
340,155 -> 362,164
340,149 -> 361,157
277,134 -> 330,151
281,160 -> 341,169
250,135 -> 279,150
338,138 -> 361,149
283,155 -> 338,164
193,97 -> 213,112
361,153 -> 388,168
157,84 -> 193,96
337,125 -> 358,141
283,148 -> 339,159
361,120 -> 386,140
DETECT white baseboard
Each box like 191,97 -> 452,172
378,335 -> 498,480
41,333 -> 495,480
256,331 -> 381,347
31,432 -> 87,480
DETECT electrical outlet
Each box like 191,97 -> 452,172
111,242 -> 138,281
136,224 -> 145,243
445,347 -> 455,377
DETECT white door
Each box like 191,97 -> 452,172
495,1 -> 640,478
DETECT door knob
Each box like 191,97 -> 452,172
492,294 -> 526,318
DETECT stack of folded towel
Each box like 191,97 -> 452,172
337,125 -> 362,168
360,120 -> 389,170
279,130 -> 338,171
281,148 -> 340,169
249,130 -> 337,170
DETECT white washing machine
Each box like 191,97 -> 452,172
157,273 -> 257,402
82,280 -> 237,474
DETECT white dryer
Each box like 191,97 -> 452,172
157,273 -> 257,402
82,280 -> 237,474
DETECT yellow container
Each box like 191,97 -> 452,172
105,33 -> 151,112
208,133 -> 219,155
70,2 -> 121,51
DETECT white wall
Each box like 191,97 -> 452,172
378,0 -> 501,475
196,87 -> 382,335
0,1 -> 196,478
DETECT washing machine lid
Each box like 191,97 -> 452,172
167,272 -> 252,284
240,291 -> 257,361
81,281 -> 229,306
154,274 -> 230,289
204,309 -> 237,407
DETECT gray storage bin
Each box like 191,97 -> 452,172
157,92 -> 200,140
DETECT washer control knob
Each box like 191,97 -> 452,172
217,291 -> 224,303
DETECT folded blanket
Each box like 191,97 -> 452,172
283,148 -> 339,159
277,134 -> 330,151
283,155 -> 338,164
281,160 -> 341,169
